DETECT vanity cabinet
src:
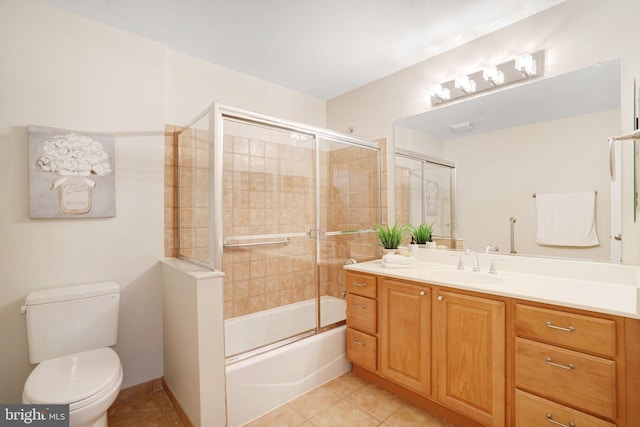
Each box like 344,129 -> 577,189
345,269 -> 640,427
515,303 -> 619,425
347,273 -> 505,426
434,289 -> 506,427
379,278 -> 431,395
345,272 -> 377,371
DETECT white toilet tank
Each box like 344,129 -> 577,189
24,282 -> 120,364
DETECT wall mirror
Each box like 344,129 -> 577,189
394,59 -> 623,262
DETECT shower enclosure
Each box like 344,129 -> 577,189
395,149 -> 458,247
176,103 -> 382,361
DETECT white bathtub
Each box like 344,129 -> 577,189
225,296 -> 351,426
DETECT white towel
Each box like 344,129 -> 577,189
381,252 -> 416,267
535,192 -> 599,247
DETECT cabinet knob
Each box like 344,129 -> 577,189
420,290 -> 426,296
437,295 -> 444,301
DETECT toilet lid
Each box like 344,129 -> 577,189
23,348 -> 122,407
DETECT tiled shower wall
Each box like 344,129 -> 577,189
164,124 -> 385,319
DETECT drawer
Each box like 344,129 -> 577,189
347,328 -> 377,371
346,272 -> 377,298
346,294 -> 377,335
515,304 -> 616,358
515,338 -> 616,420
515,389 -> 615,427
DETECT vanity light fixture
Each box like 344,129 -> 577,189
483,66 -> 505,86
429,50 -> 544,106
515,53 -> 537,77
429,83 -> 451,102
454,75 -> 476,94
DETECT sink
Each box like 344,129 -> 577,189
428,269 -> 503,285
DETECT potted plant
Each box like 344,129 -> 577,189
411,222 -> 436,247
375,221 -> 409,252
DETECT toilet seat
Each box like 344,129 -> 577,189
23,347 -> 122,411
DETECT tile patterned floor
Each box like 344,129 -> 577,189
245,372 -> 458,427
107,389 -> 184,427
107,372 -> 458,427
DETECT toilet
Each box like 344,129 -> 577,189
21,282 -> 123,427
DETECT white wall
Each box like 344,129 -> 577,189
327,0 -> 640,264
0,0 -> 327,403
164,51 -> 326,128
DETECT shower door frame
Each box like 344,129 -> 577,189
210,103 -> 382,267
205,103 -> 382,359
395,149 -> 458,241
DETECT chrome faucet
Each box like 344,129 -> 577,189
465,248 -> 481,272
485,244 -> 499,253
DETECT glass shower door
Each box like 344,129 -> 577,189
220,118 -> 319,357
317,137 -> 381,329
395,150 -> 457,246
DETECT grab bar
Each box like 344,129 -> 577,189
223,238 -> 291,248
509,217 -> 517,254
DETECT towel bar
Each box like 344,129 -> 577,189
223,238 -> 291,248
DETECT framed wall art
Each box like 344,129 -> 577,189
28,125 -> 116,219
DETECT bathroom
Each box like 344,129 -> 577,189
1,0 -> 640,426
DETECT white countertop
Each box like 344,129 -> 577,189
345,250 -> 640,319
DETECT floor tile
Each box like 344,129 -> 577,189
290,385 -> 341,418
347,383 -> 409,421
322,371 -> 370,398
107,391 -> 184,427
244,403 -> 306,427
310,400 -> 381,427
385,405 -> 458,427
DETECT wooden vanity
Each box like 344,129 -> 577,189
345,269 -> 640,427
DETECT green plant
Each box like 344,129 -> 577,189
375,221 -> 409,249
411,222 -> 435,244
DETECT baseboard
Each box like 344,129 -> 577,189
162,378 -> 195,427
112,377 -> 163,406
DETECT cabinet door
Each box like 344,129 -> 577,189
435,290 -> 506,427
379,279 -> 431,395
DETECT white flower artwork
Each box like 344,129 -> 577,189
29,125 -> 116,218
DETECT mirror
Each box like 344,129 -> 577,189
394,59 -> 622,262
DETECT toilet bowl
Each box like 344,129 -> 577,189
22,348 -> 123,427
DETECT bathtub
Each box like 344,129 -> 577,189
225,296 -> 351,426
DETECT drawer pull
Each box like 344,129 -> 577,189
545,321 -> 575,332
419,290 -> 426,296
352,338 -> 367,346
546,413 -> 576,427
353,281 -> 367,287
545,357 -> 575,370
352,303 -> 367,310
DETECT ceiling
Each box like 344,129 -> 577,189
39,0 -> 566,100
